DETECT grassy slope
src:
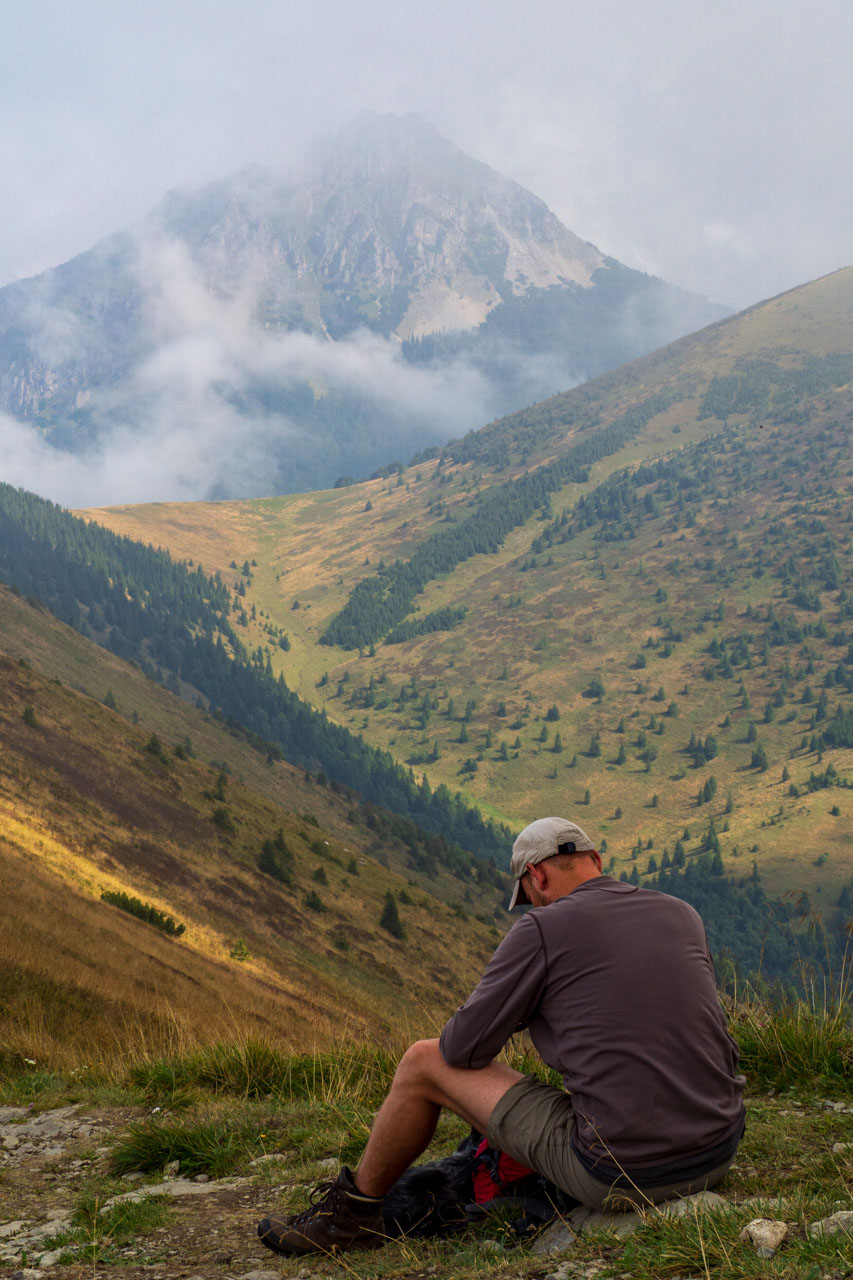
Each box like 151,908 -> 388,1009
80,269 -> 853,909
0,587 -> 500,1068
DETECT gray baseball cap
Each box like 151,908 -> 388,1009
508,816 -> 596,910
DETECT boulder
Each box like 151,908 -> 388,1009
660,1191 -> 727,1218
531,1189 -> 728,1255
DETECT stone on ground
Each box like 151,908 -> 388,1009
808,1209 -> 853,1237
739,1217 -> 789,1257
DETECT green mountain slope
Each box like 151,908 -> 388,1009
82,269 -> 853,937
0,486 -> 510,867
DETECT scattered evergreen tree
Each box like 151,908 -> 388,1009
380,891 -> 406,939
258,830 -> 295,885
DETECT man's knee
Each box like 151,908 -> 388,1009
394,1038 -> 442,1087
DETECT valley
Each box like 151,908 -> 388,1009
81,269 -> 853,925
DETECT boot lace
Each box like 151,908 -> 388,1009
290,1179 -> 341,1227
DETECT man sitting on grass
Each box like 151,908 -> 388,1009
258,816 -> 745,1255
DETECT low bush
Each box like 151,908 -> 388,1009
100,890 -> 185,937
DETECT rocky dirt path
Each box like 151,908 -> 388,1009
0,1103 -> 292,1280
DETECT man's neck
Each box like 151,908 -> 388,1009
547,866 -> 602,903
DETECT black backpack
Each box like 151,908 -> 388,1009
382,1128 -> 573,1239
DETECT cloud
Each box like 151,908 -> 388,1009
1,232 -> 502,507
0,401 -> 288,510
8,217 -> 735,510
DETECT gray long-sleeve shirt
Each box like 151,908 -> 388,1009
439,877 -> 745,1172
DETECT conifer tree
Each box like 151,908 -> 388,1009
380,891 -> 406,939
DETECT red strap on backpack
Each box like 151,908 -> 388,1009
471,1136 -> 536,1203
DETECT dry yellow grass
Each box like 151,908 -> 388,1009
0,634 -> 500,1070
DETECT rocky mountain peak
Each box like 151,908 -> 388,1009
308,111 -> 460,187
0,114 -> 728,500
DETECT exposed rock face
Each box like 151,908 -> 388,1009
290,113 -> 604,338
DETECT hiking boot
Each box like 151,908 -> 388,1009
257,1167 -> 385,1256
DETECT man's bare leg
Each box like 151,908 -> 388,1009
354,1038 -> 523,1197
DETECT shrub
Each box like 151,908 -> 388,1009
211,806 -> 236,833
101,890 -> 185,937
144,733 -> 170,763
304,890 -> 326,913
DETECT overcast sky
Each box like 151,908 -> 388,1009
3,0 -> 851,312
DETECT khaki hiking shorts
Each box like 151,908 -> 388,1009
486,1074 -> 736,1211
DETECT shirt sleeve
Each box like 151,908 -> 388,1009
439,914 -> 547,1069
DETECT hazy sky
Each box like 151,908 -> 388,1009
3,0 -> 851,311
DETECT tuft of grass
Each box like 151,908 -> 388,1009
32,1182 -> 174,1267
0,1067 -> 68,1105
64,1189 -> 173,1264
109,1107 -> 271,1178
129,1036 -> 400,1107
73,1187 -> 173,1243
731,956 -> 852,1094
